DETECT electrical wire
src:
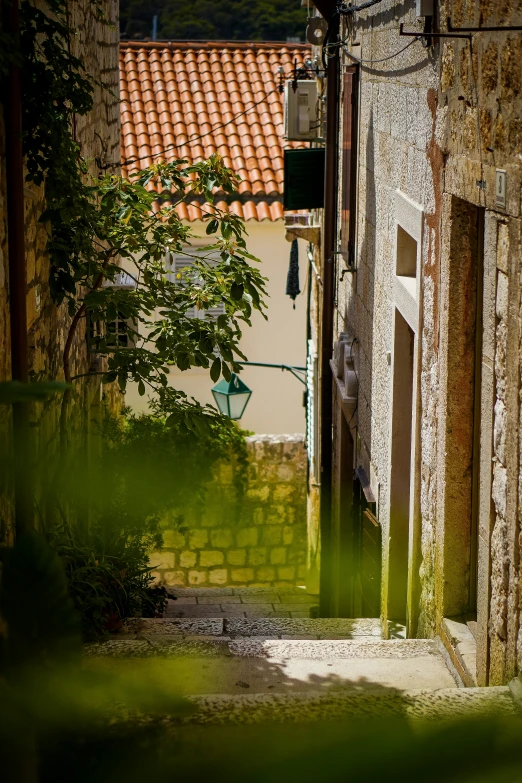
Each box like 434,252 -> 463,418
119,89 -> 279,169
338,0 -> 385,14
342,36 -> 421,64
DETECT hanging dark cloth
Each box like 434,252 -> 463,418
286,239 -> 300,309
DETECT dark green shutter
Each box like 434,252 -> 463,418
283,148 -> 325,210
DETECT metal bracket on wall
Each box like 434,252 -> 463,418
447,17 -> 522,33
398,22 -> 472,44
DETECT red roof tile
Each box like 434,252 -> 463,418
120,41 -> 311,221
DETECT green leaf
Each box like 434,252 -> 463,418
231,282 -> 244,301
210,357 -> 221,382
138,380 -> 145,396
206,219 -> 219,235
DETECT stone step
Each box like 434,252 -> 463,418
120,616 -> 383,640
185,686 -> 517,724
85,636 -> 457,693
87,637 -> 439,660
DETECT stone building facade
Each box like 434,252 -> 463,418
307,0 -> 522,686
150,435 -> 308,588
0,0 -> 121,542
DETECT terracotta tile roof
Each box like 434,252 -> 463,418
120,41 -> 311,221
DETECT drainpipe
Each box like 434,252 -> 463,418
4,0 -> 32,535
319,13 -> 340,616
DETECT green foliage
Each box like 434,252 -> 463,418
0,531 -> 82,671
75,158 -> 268,392
98,394 -> 248,523
43,398 -> 247,640
120,0 -> 307,42
14,1 -> 267,397
46,522 -> 167,641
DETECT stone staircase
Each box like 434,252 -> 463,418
86,588 -> 519,724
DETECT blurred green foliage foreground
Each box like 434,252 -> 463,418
1,383 -> 521,781
0,521 -> 520,781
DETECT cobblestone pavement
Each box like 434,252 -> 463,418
84,588 -> 519,723
164,586 -> 320,619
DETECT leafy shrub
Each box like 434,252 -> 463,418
44,392 -> 247,640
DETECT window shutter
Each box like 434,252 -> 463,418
166,251 -> 225,320
341,67 -> 359,266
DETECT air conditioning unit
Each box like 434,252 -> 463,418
284,80 -> 319,141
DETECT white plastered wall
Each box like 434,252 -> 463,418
126,219 -> 308,434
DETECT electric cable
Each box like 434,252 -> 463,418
338,0 -> 385,14
342,36 -> 421,64
118,89 -> 279,169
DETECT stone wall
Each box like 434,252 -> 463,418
0,1 -> 121,543
149,435 -> 308,588
309,0 -> 522,684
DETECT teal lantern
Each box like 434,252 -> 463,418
211,373 -> 252,420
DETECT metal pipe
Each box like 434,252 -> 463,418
319,12 -> 340,617
4,0 -> 32,535
237,361 -> 307,385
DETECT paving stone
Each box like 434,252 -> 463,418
167,588 -> 234,597
186,687 -> 517,725
223,618 -> 382,639
169,606 -> 226,617
122,618 -> 225,636
239,594 -> 280,604
231,587 -> 310,595
122,617 -> 382,639
198,596 -> 242,605
171,597 -> 197,605
226,639 -> 440,659
277,593 -> 319,604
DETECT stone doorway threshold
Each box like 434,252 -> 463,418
440,617 -> 477,687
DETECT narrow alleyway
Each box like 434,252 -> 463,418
86,588 -> 518,723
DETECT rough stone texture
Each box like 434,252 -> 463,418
0,0 -> 121,542
310,0 -> 522,685
120,616 -> 382,640
151,435 -> 307,588
186,687 -> 516,724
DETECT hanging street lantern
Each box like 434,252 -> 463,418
211,373 -> 252,420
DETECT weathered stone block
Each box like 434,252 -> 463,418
227,549 -> 247,565
210,528 -> 234,548
246,485 -> 270,502
248,547 -> 267,565
275,463 -> 294,482
231,568 -> 255,582
236,527 -> 258,547
282,526 -> 294,546
162,571 -> 186,586
277,566 -> 296,580
270,547 -> 287,565
179,551 -> 197,568
162,530 -> 186,549
189,530 -> 208,549
149,551 -> 175,569
188,569 -> 208,585
256,566 -> 276,582
209,568 -> 228,585
272,485 -> 294,502
253,508 -> 265,525
199,550 -> 225,567
261,527 -> 282,546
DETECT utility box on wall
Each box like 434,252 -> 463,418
284,80 -> 319,141
284,148 -> 325,210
